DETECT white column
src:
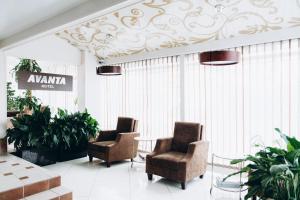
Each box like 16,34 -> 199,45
77,50 -> 86,112
179,55 -> 185,121
0,50 -> 6,139
84,51 -> 102,122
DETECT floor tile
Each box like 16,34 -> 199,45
44,157 -> 246,200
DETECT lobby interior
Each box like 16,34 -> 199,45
1,0 -> 300,200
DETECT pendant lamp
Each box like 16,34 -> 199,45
199,50 -> 239,66
96,65 -> 121,76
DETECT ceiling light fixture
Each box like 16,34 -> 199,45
214,0 -> 225,13
105,33 -> 114,40
96,61 -> 122,76
199,50 -> 240,66
215,4 -> 225,13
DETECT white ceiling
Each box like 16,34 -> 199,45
56,0 -> 300,59
0,0 -> 88,40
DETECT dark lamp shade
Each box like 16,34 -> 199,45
199,51 -> 240,66
96,65 -> 122,76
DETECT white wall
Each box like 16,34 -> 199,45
77,51 -> 86,112
84,51 -> 102,120
4,35 -> 81,65
0,51 -> 7,138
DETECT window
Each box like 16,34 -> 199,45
98,39 -> 300,164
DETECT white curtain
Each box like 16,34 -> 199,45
184,39 -> 300,164
97,56 -> 181,151
6,57 -> 78,113
98,39 -> 300,163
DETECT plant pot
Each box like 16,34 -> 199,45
10,149 -> 22,157
21,149 -> 57,166
7,111 -> 20,117
57,148 -> 87,162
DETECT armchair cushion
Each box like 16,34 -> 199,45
88,141 -> 116,152
171,122 -> 201,153
150,151 -> 186,170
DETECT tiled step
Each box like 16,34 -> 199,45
0,154 -> 72,200
20,186 -> 72,200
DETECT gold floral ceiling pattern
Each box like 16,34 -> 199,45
56,0 -> 300,59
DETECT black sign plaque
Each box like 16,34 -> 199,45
18,71 -> 73,91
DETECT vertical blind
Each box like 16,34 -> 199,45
7,57 -> 78,113
98,39 -> 300,163
185,39 -> 300,164
97,56 -> 181,150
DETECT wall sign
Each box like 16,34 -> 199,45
18,71 -> 73,91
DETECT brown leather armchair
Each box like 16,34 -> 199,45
146,122 -> 209,189
88,117 -> 139,167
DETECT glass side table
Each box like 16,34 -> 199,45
210,154 -> 247,200
131,137 -> 157,168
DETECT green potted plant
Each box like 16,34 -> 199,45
7,82 -> 20,117
51,109 -> 99,161
7,82 -> 40,117
12,58 -> 42,79
225,129 -> 300,200
7,104 -> 58,166
11,58 -> 42,111
7,102 -> 100,164
15,91 -> 40,115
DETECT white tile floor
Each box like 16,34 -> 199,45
44,158 -> 244,200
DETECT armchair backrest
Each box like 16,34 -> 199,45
116,117 -> 137,133
171,122 -> 203,153
133,120 -> 138,132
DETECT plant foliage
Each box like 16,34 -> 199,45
11,58 -> 42,102
6,87 -> 39,112
7,87 -> 40,112
15,91 -> 40,111
7,82 -> 19,111
12,58 -> 42,80
51,109 -> 99,151
7,106 -> 99,153
7,105 -> 54,151
9,58 -> 42,112
225,129 -> 300,200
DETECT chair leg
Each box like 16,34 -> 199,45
131,158 -> 134,162
89,156 -> 93,162
181,182 -> 186,190
199,175 -> 204,179
147,173 -> 153,180
106,162 -> 111,168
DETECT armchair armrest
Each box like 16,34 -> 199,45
182,140 -> 209,164
147,137 -> 173,158
115,132 -> 140,144
96,130 -> 118,141
109,132 -> 140,152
